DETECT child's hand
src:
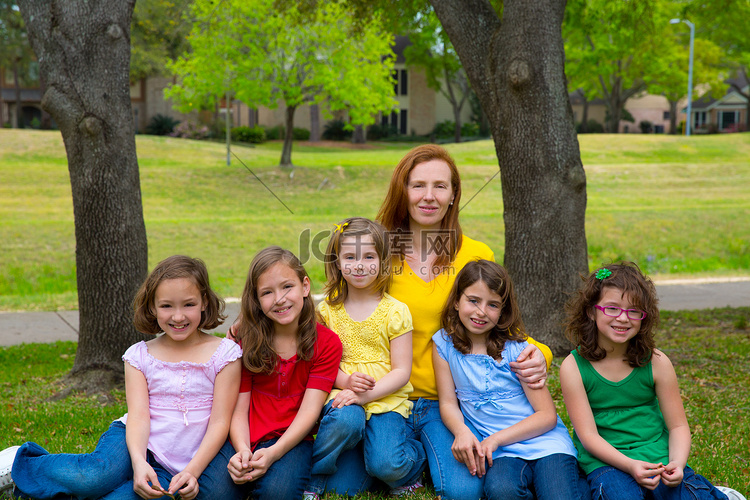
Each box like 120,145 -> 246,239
247,446 -> 281,481
332,388 -> 364,407
227,449 -> 254,484
509,345 -> 547,388
628,460 -> 665,490
660,461 -> 684,487
168,470 -> 198,500
348,372 -> 376,393
132,461 -> 164,499
451,430 -> 486,478
479,436 -> 500,468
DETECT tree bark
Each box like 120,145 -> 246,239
13,57 -> 21,128
431,0 -> 588,355
668,100 -> 678,134
18,0 -> 149,391
352,124 -> 365,144
280,104 -> 297,167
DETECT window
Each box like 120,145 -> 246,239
719,110 -> 738,130
663,111 -> 670,120
693,111 -> 707,128
392,69 -> 408,96
399,109 -> 408,134
381,109 -> 407,134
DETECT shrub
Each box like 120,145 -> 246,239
322,119 -> 352,141
367,123 -> 398,140
146,114 -> 180,136
639,120 -> 653,134
231,125 -> 266,144
293,127 -> 310,141
169,121 -> 211,140
576,120 -> 604,133
432,120 -> 455,139
461,121 -> 480,137
263,125 -> 284,140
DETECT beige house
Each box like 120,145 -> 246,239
688,75 -> 748,132
570,91 -> 686,134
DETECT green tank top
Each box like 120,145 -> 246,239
571,350 -> 670,474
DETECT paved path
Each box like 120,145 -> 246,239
1,279 -> 749,347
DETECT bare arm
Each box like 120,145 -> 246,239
652,350 -> 690,487
333,332 -> 412,407
227,391 -> 253,483
560,355 -> 664,490
124,363 -> 164,499
169,358 -> 241,499
433,344 -> 486,477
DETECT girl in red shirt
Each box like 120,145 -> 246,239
227,246 -> 342,500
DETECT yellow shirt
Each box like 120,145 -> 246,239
317,293 -> 414,419
389,235 -> 553,400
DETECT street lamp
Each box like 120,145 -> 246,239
670,18 -> 695,136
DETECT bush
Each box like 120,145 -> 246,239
146,114 -> 180,136
293,127 -> 310,141
367,123 -> 398,140
461,121 -> 480,137
231,125 -> 266,144
432,120 -> 455,139
169,121 -> 211,140
322,119 -> 352,141
639,120 -> 653,134
263,125 -> 284,140
576,120 -> 604,133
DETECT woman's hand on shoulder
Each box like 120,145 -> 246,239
451,429 -> 486,478
168,470 -> 199,500
509,344 -> 547,388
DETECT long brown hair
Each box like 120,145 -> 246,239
235,246 -> 317,374
133,255 -> 225,335
564,262 -> 659,367
376,144 -> 463,271
440,260 -> 526,360
323,217 -> 392,306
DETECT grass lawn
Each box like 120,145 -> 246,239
1,308 -> 748,498
1,130 -> 749,311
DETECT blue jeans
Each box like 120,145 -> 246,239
237,437 -> 312,500
310,402 -> 425,495
587,464 -> 729,500
484,453 -> 591,500
12,421 -> 239,500
326,398 -> 483,500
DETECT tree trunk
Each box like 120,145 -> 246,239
431,0 -> 588,355
280,104 -> 297,167
668,100 -> 678,134
18,0 -> 149,392
309,103 -> 320,142
13,58 -> 21,128
452,102 -> 462,143
352,124 -> 365,144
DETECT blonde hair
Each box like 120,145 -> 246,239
323,217 -> 391,306
235,247 -> 317,374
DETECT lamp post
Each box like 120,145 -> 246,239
670,18 -> 695,136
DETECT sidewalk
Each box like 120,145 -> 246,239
1,279 -> 749,347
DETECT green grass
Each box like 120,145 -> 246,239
1,308 -> 748,498
1,130 -> 749,311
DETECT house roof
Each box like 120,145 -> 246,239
684,73 -> 748,112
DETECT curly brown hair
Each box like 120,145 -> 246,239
235,247 -> 317,374
564,262 -> 659,366
132,255 -> 225,335
323,217 -> 392,306
440,260 -> 526,360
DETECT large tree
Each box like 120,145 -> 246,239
335,0 -> 588,354
18,0 -> 148,392
167,0 -> 396,167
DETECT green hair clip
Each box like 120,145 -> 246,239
595,268 -> 612,280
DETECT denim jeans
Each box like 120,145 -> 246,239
587,464 -> 729,500
238,437 -> 312,500
310,402 -> 425,495
12,420 -> 240,500
484,453 -> 591,500
325,398 -> 483,500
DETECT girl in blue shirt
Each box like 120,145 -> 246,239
432,259 -> 588,500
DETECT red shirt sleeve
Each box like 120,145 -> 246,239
306,323 -> 342,393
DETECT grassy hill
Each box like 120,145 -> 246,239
1,130 -> 749,311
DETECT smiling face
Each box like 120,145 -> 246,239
455,280 -> 503,340
406,159 -> 454,231
594,287 -> 643,349
338,234 -> 380,292
153,278 -> 205,342
256,261 -> 311,330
